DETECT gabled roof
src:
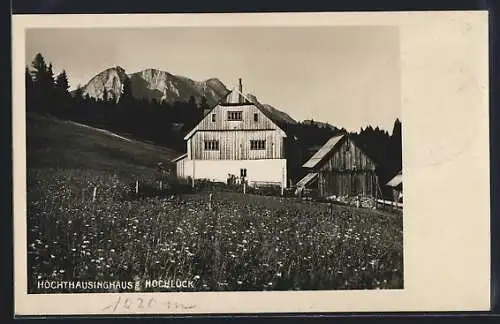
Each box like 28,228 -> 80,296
244,94 -> 290,131
386,170 -> 402,187
302,135 -> 345,168
183,87 -> 287,140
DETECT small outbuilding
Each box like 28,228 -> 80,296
297,134 -> 379,202
386,170 -> 403,203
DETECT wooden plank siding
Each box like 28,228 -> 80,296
318,171 -> 378,197
185,102 -> 287,161
190,130 -> 284,160
318,137 -> 376,172
313,136 -> 378,198
194,103 -> 279,132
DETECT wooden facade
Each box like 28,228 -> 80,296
184,97 -> 287,161
317,170 -> 378,197
174,80 -> 289,187
188,129 -> 285,160
301,135 -> 378,198
189,103 -> 281,133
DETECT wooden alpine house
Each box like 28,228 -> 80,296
297,134 -> 379,200
172,79 -> 289,189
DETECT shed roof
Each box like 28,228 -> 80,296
302,135 -> 345,168
386,171 -> 403,187
295,172 -> 318,188
171,153 -> 187,163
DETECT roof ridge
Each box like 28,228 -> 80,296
182,88 -> 287,140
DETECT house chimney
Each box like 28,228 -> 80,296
238,78 -> 243,103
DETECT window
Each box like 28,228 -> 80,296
254,113 -> 259,122
240,168 -> 247,177
250,140 -> 266,150
204,140 -> 219,151
211,114 -> 216,122
227,111 -> 243,121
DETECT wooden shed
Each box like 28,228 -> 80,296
386,170 -> 403,203
297,134 -> 378,199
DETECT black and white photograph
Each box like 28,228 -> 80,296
24,25 -> 403,294
13,11 -> 490,315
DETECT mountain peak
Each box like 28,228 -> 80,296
78,68 -> 296,125
136,68 -> 172,76
99,65 -> 126,75
81,66 -> 128,102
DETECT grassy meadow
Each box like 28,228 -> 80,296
26,114 -> 403,292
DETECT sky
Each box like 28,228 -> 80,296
26,26 -> 401,132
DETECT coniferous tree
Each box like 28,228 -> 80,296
118,76 -> 135,130
25,67 -> 34,112
391,118 -> 403,172
200,96 -> 210,119
47,63 -> 55,86
55,70 -> 69,94
71,84 -> 84,121
188,95 -> 196,107
30,53 -> 55,114
120,76 -> 134,106
30,53 -> 47,82
74,84 -> 83,99
46,63 -> 56,114
54,70 -> 70,117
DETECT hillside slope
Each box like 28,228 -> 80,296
26,114 -> 181,177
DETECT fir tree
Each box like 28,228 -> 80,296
391,118 -> 403,171
120,76 -> 133,106
25,67 -> 34,111
54,70 -> 71,117
55,70 -> 69,94
30,53 -> 47,82
200,96 -> 210,118
30,53 -> 55,114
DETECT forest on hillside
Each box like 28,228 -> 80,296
25,53 -> 208,153
25,53 -> 402,189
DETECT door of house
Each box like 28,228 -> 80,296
240,168 -> 247,183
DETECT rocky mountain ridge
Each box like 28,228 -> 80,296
77,66 -> 297,124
